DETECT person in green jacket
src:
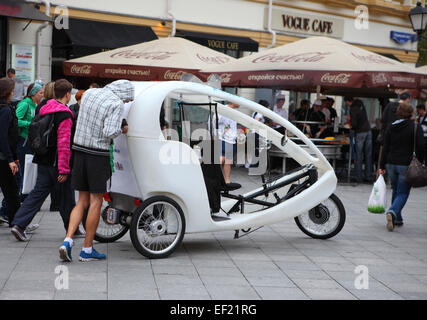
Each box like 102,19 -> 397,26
15,81 -> 44,197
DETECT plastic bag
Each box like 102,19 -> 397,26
367,175 -> 387,214
22,154 -> 37,194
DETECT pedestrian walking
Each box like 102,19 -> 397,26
380,92 -> 411,140
10,79 -> 75,241
350,99 -> 373,183
59,80 -> 134,262
15,81 -> 44,197
33,81 -> 62,212
379,103 -> 425,231
0,78 -> 21,227
35,81 -> 55,115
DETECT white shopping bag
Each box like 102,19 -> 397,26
367,174 -> 387,214
22,154 -> 38,194
107,134 -> 141,198
107,101 -> 142,199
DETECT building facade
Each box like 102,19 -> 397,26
1,0 -> 423,118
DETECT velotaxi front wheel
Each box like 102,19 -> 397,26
294,193 -> 345,239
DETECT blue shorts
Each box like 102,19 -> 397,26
221,140 -> 237,160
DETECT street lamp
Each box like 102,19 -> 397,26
409,1 -> 427,35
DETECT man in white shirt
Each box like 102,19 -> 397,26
7,69 -> 25,106
272,94 -> 287,135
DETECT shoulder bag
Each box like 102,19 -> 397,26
405,123 -> 427,188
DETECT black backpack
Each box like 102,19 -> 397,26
27,113 -> 55,155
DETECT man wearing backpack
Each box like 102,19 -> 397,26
10,79 -> 75,241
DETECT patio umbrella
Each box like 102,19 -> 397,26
63,37 -> 236,81
201,36 -> 420,91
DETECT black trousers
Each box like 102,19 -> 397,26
0,160 -> 20,225
11,165 -> 75,230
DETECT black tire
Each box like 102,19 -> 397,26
130,196 -> 185,259
294,193 -> 346,240
82,205 -> 129,243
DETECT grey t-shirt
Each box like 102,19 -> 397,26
11,77 -> 25,102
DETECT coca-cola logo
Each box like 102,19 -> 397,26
70,64 -> 92,75
196,54 -> 230,64
164,70 -> 186,80
351,53 -> 395,65
320,73 -> 351,84
252,52 -> 331,63
218,73 -> 232,83
110,50 -> 178,60
372,73 -> 388,84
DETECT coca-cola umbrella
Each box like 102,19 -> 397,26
63,37 -> 236,81
200,36 -> 420,91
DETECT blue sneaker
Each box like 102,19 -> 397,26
79,248 -> 106,262
59,241 -> 72,262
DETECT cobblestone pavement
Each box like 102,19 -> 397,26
1,167 -> 427,300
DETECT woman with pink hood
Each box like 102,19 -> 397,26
11,79 -> 76,242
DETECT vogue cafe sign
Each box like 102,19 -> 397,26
264,8 -> 344,39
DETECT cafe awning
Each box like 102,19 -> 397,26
53,18 -> 158,58
63,37 -> 236,81
0,0 -> 51,21
176,30 -> 259,52
201,36 -> 421,90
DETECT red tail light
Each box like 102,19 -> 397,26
134,199 -> 142,207
103,193 -> 112,203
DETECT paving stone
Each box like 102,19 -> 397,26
206,285 -> 260,300
254,286 -> 308,300
348,289 -> 404,300
245,276 -> 296,288
158,285 -> 211,300
292,278 -> 343,290
302,288 -> 357,300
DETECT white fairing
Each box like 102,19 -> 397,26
126,81 -> 337,233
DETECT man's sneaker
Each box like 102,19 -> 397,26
25,223 -> 40,233
11,225 -> 29,242
0,215 -> 9,225
59,241 -> 73,262
79,248 -> 106,262
395,221 -> 404,227
386,212 -> 395,231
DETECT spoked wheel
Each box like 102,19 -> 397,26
82,201 -> 129,243
294,193 -> 345,239
130,196 -> 185,259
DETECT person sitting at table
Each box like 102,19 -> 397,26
292,99 -> 311,133
306,100 -> 326,138
320,98 -> 331,124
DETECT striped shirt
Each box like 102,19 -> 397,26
73,80 -> 134,154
